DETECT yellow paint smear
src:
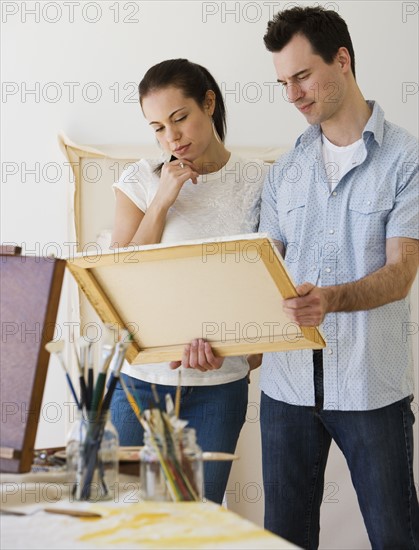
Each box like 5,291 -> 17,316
80,512 -> 170,541
78,503 -> 279,549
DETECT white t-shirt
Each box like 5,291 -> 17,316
322,134 -> 364,191
112,153 -> 268,386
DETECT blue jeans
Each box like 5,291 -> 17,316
110,374 -> 248,504
261,351 -> 419,550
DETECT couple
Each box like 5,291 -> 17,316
110,6 -> 419,549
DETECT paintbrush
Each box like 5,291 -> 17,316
119,376 -> 147,430
87,339 -> 94,411
77,337 -> 90,411
69,328 -> 86,408
88,323 -> 122,415
79,339 -> 131,500
89,343 -> 114,417
99,339 -> 131,415
45,340 -> 80,409
79,336 -> 94,409
175,370 -> 181,418
44,508 -> 102,518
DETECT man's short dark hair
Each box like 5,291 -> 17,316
264,6 -> 356,78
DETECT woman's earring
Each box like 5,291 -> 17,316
212,117 -> 222,144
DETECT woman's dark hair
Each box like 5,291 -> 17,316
264,6 -> 356,78
139,58 -> 226,138
139,59 -> 226,175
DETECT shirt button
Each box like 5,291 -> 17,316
329,229 -> 335,234
325,267 -> 331,273
332,191 -> 337,196
367,200 -> 372,205
327,349 -> 333,355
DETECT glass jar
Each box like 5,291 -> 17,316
139,427 -> 203,502
66,411 -> 119,501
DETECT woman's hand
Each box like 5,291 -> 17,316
155,159 -> 199,210
169,339 -> 224,372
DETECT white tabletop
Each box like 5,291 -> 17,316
1,472 -> 298,549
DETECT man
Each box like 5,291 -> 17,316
259,6 -> 419,549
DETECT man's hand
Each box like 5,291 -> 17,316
283,282 -> 329,326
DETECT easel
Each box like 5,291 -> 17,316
0,246 -> 65,472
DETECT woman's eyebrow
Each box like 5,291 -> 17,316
149,107 -> 186,125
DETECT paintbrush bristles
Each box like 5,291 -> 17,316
99,345 -> 114,374
109,341 -> 130,377
78,336 -> 90,371
45,340 -> 65,354
46,331 -> 129,414
45,340 -> 68,373
45,340 -> 81,410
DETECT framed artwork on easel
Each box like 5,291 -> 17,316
0,248 -> 65,473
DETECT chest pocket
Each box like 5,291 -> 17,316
278,195 -> 306,213
278,195 -> 306,243
348,194 -> 393,251
348,195 -> 393,215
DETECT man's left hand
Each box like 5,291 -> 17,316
283,282 -> 329,326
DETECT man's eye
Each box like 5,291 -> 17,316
175,115 -> 187,123
155,127 -> 164,133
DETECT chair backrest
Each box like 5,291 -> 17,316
58,134 -> 288,251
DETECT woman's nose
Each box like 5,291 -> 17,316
166,124 -> 181,144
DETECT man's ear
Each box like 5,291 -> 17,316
336,47 -> 351,73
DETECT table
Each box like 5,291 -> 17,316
1,471 -> 298,549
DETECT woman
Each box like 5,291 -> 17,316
110,59 -> 266,504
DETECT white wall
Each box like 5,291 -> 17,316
2,1 -> 417,233
2,1 -> 418,548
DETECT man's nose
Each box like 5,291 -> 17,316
285,82 -> 303,103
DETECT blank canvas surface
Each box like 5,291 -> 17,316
66,235 -> 325,363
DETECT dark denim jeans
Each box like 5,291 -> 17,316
110,374 -> 248,504
261,351 -> 419,549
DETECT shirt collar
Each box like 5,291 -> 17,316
362,100 -> 384,146
295,100 -> 385,150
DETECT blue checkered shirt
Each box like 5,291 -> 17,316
259,101 -> 418,410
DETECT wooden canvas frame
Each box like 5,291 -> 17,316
0,252 -> 66,473
65,234 -> 325,364
57,134 -> 291,353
